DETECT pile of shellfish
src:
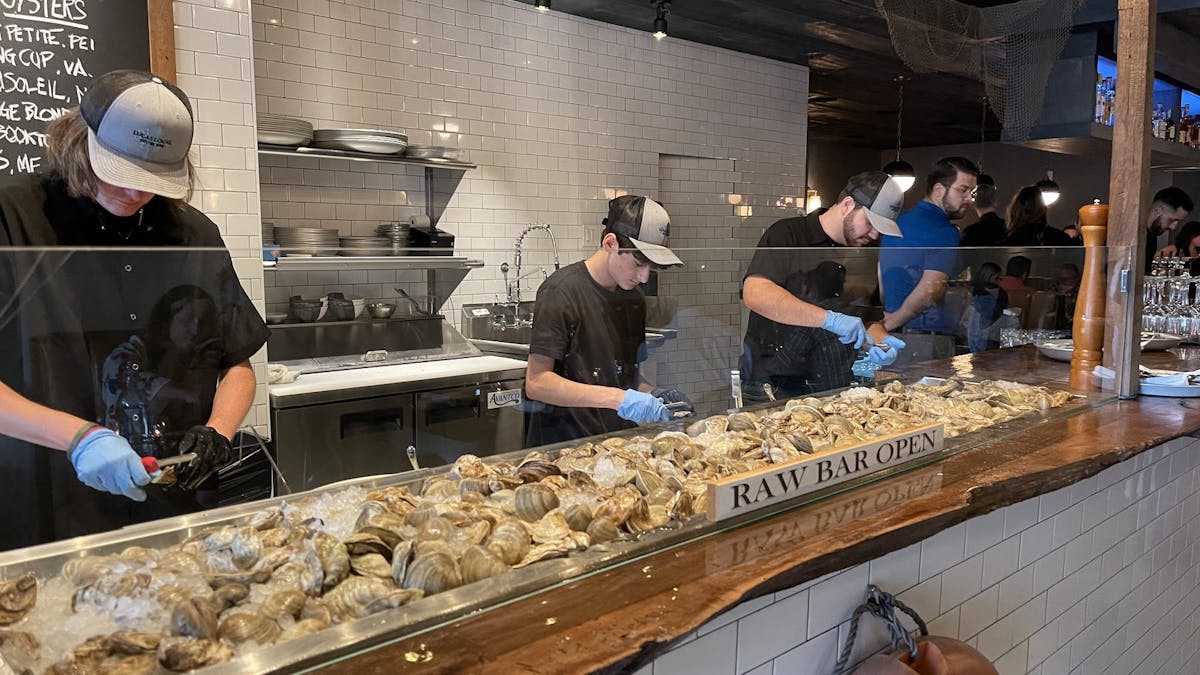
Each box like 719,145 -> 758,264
0,378 -> 1073,673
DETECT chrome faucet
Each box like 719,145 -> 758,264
509,223 -> 559,304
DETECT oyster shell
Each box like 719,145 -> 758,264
261,589 -> 307,620
349,553 -> 394,579
585,516 -> 620,543
0,572 -> 37,625
212,582 -> 249,610
157,637 -> 234,671
279,617 -> 329,641
313,532 -> 350,590
325,577 -> 422,622
217,611 -> 281,645
170,596 -> 219,639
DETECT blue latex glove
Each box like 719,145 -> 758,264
866,336 -> 907,366
70,429 -> 152,501
617,389 -> 671,425
822,311 -> 872,349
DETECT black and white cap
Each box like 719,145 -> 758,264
846,170 -> 904,237
80,70 -> 194,199
602,195 -> 683,267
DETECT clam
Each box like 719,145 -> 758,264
313,532 -> 350,590
515,459 -> 562,483
459,477 -> 492,497
586,516 -> 620,544
402,551 -> 462,595
170,596 -> 219,639
157,637 -> 234,671
726,411 -> 760,432
212,582 -> 249,610
262,589 -> 308,620
61,556 -> 115,588
562,503 -> 592,532
0,572 -> 37,625
300,598 -> 333,625
404,504 -> 439,528
667,490 -> 695,519
105,631 -> 160,655
628,504 -> 670,533
514,541 -> 575,568
326,576 -> 421,622
354,501 -> 389,531
391,540 -> 415,587
486,521 -> 531,566
270,558 -> 323,596
418,516 -> 456,541
279,618 -> 330,641
513,483 -> 559,522
350,553 -> 393,579
593,487 -> 645,527
218,611 -> 281,645
460,545 -> 507,585
421,477 -> 460,500
344,531 -> 393,559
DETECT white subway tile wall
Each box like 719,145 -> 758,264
251,0 -> 809,368
174,0 -> 269,432
647,437 -> 1200,675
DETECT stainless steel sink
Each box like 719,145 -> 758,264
461,301 -> 535,345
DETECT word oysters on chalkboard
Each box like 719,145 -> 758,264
0,0 -> 153,183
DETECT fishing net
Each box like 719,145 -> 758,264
876,0 -> 1088,140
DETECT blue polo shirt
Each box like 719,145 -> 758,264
879,200 -> 960,332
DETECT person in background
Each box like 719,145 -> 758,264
959,174 -> 1004,246
0,70 -> 269,549
879,157 -> 979,362
1053,262 -> 1081,330
1144,187 -> 1193,273
995,255 -> 1033,292
1056,262 -> 1081,294
999,186 -> 1073,246
524,195 -> 690,447
1155,220 -> 1200,260
740,171 -> 907,400
961,262 -> 1008,352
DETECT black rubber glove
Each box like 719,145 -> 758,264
174,425 -> 233,491
651,387 -> 694,414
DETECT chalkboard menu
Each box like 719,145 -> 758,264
0,0 -> 159,183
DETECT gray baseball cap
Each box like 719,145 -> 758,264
846,170 -> 904,237
603,195 -> 683,267
81,70 -> 193,199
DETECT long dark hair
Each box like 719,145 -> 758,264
1007,185 -> 1048,233
1173,221 -> 1200,257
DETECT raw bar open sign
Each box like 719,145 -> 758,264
705,423 -> 945,521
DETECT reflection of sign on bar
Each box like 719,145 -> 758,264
705,469 -> 943,573
705,423 -> 945,522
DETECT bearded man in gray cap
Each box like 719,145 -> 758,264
0,70 -> 268,548
524,195 -> 691,446
740,171 -> 908,400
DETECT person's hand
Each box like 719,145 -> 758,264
70,429 -> 152,501
617,390 -> 671,425
822,311 -> 873,349
174,425 -> 233,491
651,387 -> 694,414
866,336 -> 907,366
1156,245 -> 1179,259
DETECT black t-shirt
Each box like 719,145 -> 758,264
960,212 -> 1006,247
1000,221 -> 1075,247
0,175 -> 270,547
525,261 -> 645,446
739,211 -> 857,397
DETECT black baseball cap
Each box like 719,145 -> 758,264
602,195 -> 683,267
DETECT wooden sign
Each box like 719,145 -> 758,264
0,0 -> 174,182
705,423 -> 945,522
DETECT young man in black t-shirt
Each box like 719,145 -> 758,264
524,195 -> 689,446
740,171 -> 908,400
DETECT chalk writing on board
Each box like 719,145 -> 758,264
0,0 -> 96,176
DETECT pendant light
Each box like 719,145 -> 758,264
883,76 -> 915,192
534,0 -> 550,11
652,1 -> 669,40
1036,170 -> 1061,207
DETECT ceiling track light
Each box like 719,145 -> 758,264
652,1 -> 670,40
534,0 -> 550,12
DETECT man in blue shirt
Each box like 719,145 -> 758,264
879,157 -> 979,358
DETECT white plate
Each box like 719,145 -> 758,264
1037,333 -> 1182,362
1141,332 -> 1183,351
1139,382 -> 1200,397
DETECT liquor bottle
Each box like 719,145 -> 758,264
1168,109 -> 1177,142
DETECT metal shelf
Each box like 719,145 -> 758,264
265,256 -> 484,272
257,145 -> 476,170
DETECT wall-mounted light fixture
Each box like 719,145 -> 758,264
1036,170 -> 1061,207
534,0 -> 550,12
805,188 -> 823,213
652,1 -> 670,40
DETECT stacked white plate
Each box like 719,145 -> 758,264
311,128 -> 408,155
275,227 -> 340,256
257,114 -> 313,147
404,145 -> 465,161
338,236 -> 394,257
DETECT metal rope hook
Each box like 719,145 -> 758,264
831,584 -> 929,675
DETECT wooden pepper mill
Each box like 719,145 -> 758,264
1070,200 -> 1109,390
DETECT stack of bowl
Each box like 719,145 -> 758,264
275,227 -> 340,256
288,296 -> 326,322
376,222 -> 411,256
257,114 -> 313,147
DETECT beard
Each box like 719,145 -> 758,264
1149,215 -> 1166,236
842,212 -> 871,247
941,196 -> 967,220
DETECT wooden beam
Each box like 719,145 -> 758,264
147,0 -> 176,81
1105,0 -> 1156,397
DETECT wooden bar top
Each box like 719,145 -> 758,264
324,347 -> 1200,674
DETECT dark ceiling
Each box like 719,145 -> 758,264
520,0 -> 1029,149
